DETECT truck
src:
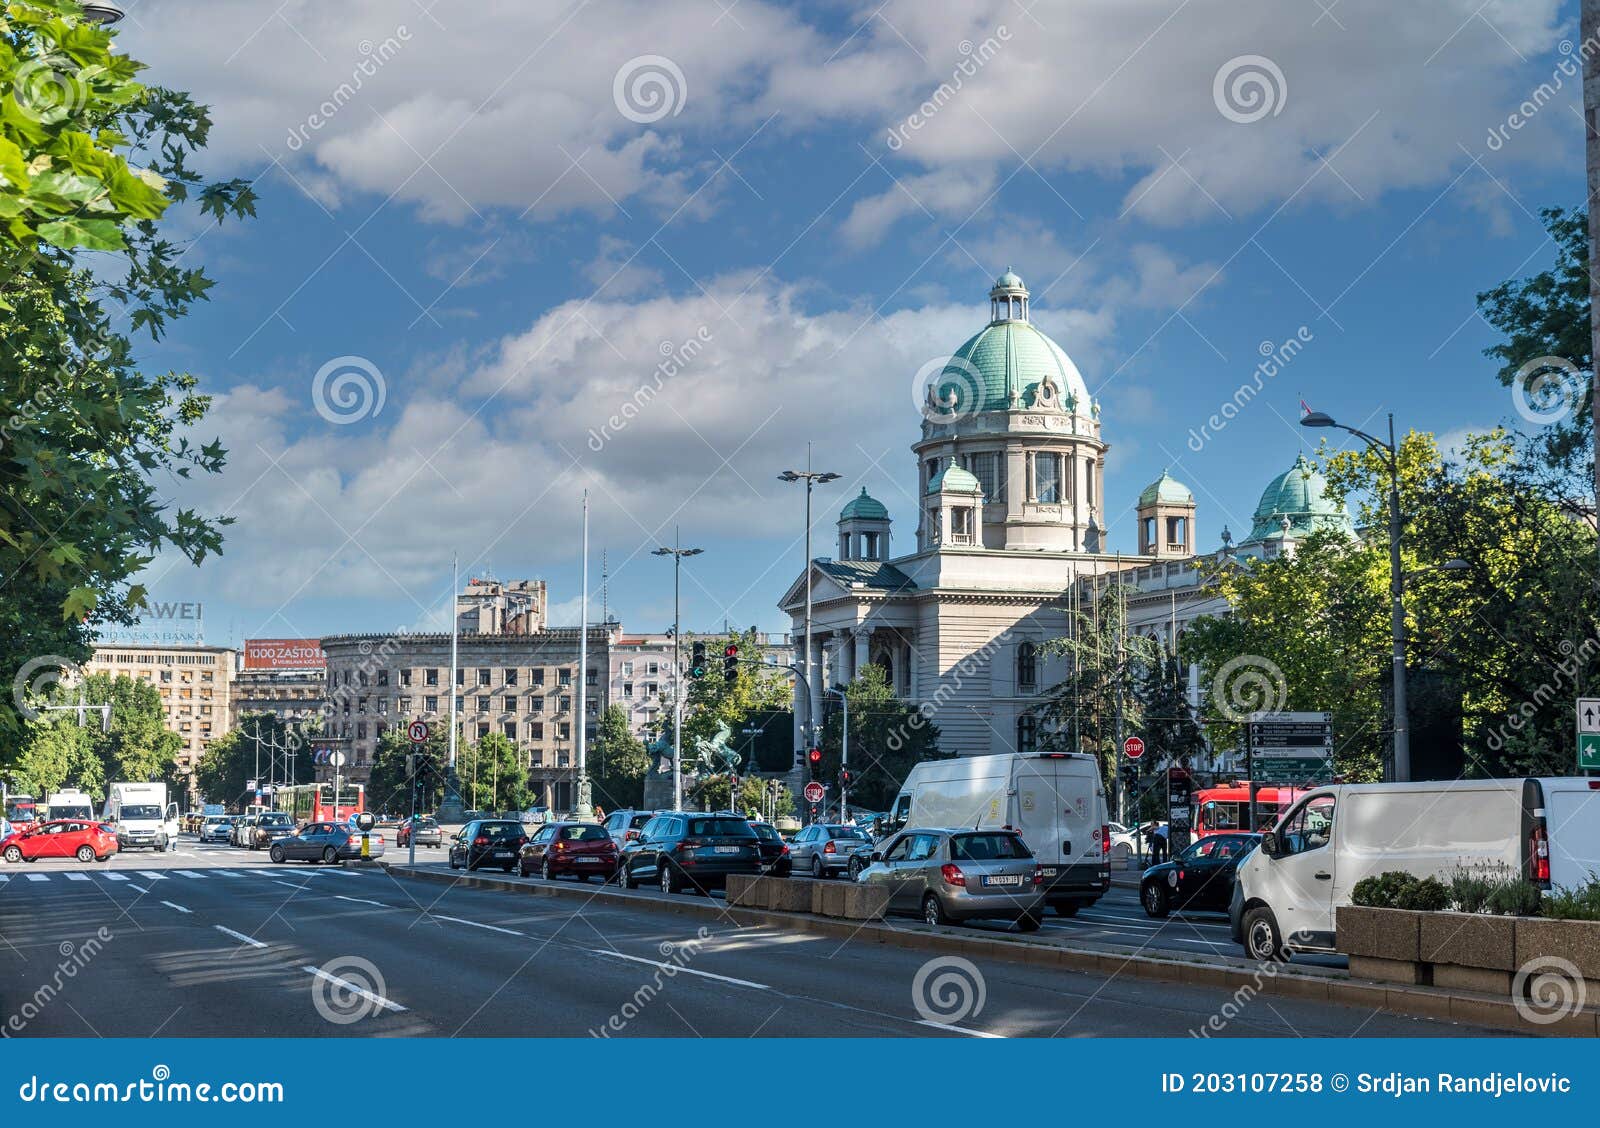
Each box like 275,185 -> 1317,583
881,751 -> 1111,916
102,781 -> 179,852
45,789 -> 96,822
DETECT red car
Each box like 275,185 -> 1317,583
518,821 -> 619,881
2,820 -> 120,863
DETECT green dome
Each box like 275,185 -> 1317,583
933,318 -> 1092,416
1243,454 -> 1354,544
927,457 -> 982,495
993,268 -> 1024,289
840,487 -> 889,521
1139,470 -> 1193,507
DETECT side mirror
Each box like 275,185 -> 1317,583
869,851 -> 882,863
1259,832 -> 1280,859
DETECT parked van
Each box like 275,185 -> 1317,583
884,752 -> 1110,915
45,789 -> 95,822
1231,777 -> 1600,961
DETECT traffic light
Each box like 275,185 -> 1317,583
723,642 -> 739,684
808,746 -> 822,780
839,767 -> 852,788
690,641 -> 707,679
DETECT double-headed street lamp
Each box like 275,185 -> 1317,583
1300,410 -> 1467,782
652,533 -> 702,812
779,454 -> 838,802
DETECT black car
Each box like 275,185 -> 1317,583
620,813 -> 762,893
448,819 -> 527,872
748,821 -> 791,877
1140,832 -> 1261,917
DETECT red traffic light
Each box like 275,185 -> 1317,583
724,643 -> 738,657
808,747 -> 822,764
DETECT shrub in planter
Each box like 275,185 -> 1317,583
1395,876 -> 1449,911
1352,870 -> 1448,911
1484,878 -> 1542,917
1541,873 -> 1600,921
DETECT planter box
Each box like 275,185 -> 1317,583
1336,906 -> 1420,961
1515,917 -> 1600,980
1432,964 -> 1512,995
1348,954 -> 1427,986
767,877 -> 816,912
1420,912 -> 1516,971
726,874 -> 764,908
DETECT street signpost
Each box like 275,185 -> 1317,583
1245,711 -> 1334,828
803,781 -> 825,805
408,720 -> 430,743
1576,699 -> 1600,772
1123,736 -> 1145,760
1167,767 -> 1193,853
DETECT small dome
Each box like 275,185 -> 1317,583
840,488 -> 889,521
927,457 -> 982,495
992,268 -> 1025,291
1139,470 -> 1193,507
1242,454 -> 1354,544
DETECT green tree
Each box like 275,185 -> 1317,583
1135,652 -> 1208,770
680,628 -> 792,748
814,664 -> 943,813
1,2 -> 253,753
458,731 -> 532,814
365,725 -> 448,818
588,703 -> 648,813
193,712 -> 312,809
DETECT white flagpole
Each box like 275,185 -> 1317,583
575,492 -> 593,818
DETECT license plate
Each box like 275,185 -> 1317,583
983,874 -> 1023,887
493,850 -> 511,858
576,857 -> 600,863
1042,867 -> 1058,877
713,846 -> 740,854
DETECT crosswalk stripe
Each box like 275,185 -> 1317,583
138,871 -> 167,880
66,873 -> 90,882
25,874 -> 48,882
213,869 -> 244,877
0,874 -> 8,882
174,870 -> 207,878
101,873 -> 128,882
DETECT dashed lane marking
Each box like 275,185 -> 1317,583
588,948 -> 770,990
159,901 -> 192,914
214,925 -> 267,949
302,965 -> 406,1013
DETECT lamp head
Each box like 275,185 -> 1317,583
778,471 -> 801,482
1299,411 -> 1336,428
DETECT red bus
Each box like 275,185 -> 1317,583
1194,784 -> 1307,837
276,783 -> 365,825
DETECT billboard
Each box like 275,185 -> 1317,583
243,638 -> 326,670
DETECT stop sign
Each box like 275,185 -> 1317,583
1123,736 -> 1146,760
803,781 -> 825,804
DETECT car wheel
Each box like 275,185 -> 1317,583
322,847 -> 338,865
1141,883 -> 1170,918
155,833 -> 168,851
1053,901 -> 1080,917
922,893 -> 950,926
659,861 -> 679,894
76,845 -> 96,863
541,858 -> 553,881
810,855 -> 824,879
848,856 -> 866,881
3,845 -> 21,863
620,863 -> 637,889
1243,906 -> 1288,963
1017,910 -> 1043,932
270,845 -> 285,864
449,854 -> 460,870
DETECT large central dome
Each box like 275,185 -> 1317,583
933,272 -> 1093,417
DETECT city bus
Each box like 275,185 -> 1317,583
1193,783 -> 1307,836
5,793 -> 39,826
274,782 -> 365,824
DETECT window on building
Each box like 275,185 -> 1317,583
644,681 -> 659,698
1017,642 -> 1037,692
455,695 -> 464,713
529,697 -> 543,714
503,722 -> 516,740
966,451 -> 1001,501
558,669 -> 572,685
623,681 -> 634,699
1016,715 -> 1038,755
357,696 -> 368,714
504,668 -> 519,686
477,723 -> 489,739
424,695 -> 438,712
560,697 -> 572,714
1033,452 -> 1061,503
531,749 -> 545,766
646,662 -> 659,677
456,669 -> 465,687
532,668 -> 545,686
400,669 -> 412,687
505,695 -> 517,712
377,669 -> 388,686
559,722 -> 571,740
356,722 -> 367,739
621,661 -> 634,677
477,696 -> 490,713
477,668 -> 490,686
950,506 -> 974,545
160,670 -> 172,683
399,696 -> 412,714
377,698 -> 389,715
358,671 -> 368,687
425,668 -> 438,686
530,722 -> 544,740
586,668 -> 598,687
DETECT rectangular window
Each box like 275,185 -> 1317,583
505,695 -> 517,712
559,723 -> 571,741
530,722 -> 544,740
399,697 -> 411,714
621,661 -> 634,677
623,682 -> 634,699
425,668 -> 439,686
558,669 -> 572,685
1034,453 -> 1061,503
532,669 -> 545,686
477,668 -> 490,686
455,695 -> 464,713
950,507 -> 974,544
966,452 -> 1001,501
455,669 -> 464,687
424,695 -> 438,712
477,723 -> 489,739
400,669 -> 412,687
377,670 -> 388,686
477,696 -> 490,713
586,668 -> 598,687
503,722 -> 516,739
504,668 -> 518,686
647,662 -> 659,677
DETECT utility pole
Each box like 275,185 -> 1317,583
439,554 -> 465,823
1585,0 -> 1600,588
778,446 -> 839,805
574,491 -> 594,818
652,533 -> 703,811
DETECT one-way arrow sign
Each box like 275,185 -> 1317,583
1579,698 -> 1600,735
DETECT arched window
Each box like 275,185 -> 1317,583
1017,641 -> 1037,692
1016,714 -> 1038,755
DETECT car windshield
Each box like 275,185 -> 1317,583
826,825 -> 867,839
561,826 -> 609,842
258,813 -> 292,826
417,818 -> 437,828
120,805 -> 161,820
479,822 -> 523,839
629,814 -> 653,828
751,824 -> 780,842
687,817 -> 754,837
950,833 -> 1032,861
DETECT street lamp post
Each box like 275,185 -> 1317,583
1300,410 -> 1440,781
778,450 -> 839,796
652,533 -> 702,812
826,685 -> 849,823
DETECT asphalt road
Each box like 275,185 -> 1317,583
0,838 -> 1490,1038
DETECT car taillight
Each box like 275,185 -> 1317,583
1033,864 -> 1043,887
824,841 -> 836,854
781,845 -> 790,855
554,840 -> 566,850
940,863 -> 965,887
625,829 -> 639,841
1100,824 -> 1110,855
473,836 -> 489,846
1531,825 -> 1550,885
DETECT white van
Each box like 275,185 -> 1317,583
45,789 -> 95,822
884,752 -> 1110,915
1231,776 -> 1600,961
102,781 -> 179,852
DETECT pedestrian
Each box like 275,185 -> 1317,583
1152,822 -> 1169,864
593,804 -> 605,821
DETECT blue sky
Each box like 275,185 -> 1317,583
106,0 -> 1582,647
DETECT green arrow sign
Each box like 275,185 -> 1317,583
1579,733 -> 1600,772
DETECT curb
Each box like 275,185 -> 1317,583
381,863 -> 1596,1036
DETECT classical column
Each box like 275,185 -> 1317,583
853,631 -> 870,682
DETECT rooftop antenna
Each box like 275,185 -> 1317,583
602,549 -> 609,627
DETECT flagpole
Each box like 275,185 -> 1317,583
574,492 -> 594,818
438,553 -> 465,823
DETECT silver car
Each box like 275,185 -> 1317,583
789,822 -> 873,878
856,827 -> 1045,930
201,817 -> 236,844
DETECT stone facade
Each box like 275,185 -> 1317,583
86,644 -> 237,796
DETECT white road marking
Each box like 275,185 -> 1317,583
214,925 -> 267,949
0,874 -> 8,882
434,914 -> 523,936
175,870 -> 208,878
335,895 -> 386,907
916,1020 -> 1005,1039
589,948 -> 770,990
138,872 -> 167,880
214,869 -> 244,877
302,965 -> 406,1012
65,873 -> 90,882
101,873 -> 128,882
128,884 -> 148,893
25,874 -> 48,882
160,901 -> 192,914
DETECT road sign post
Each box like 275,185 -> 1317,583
803,781 -> 825,806
1576,699 -> 1600,772
1245,712 -> 1333,829
1123,736 -> 1145,760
